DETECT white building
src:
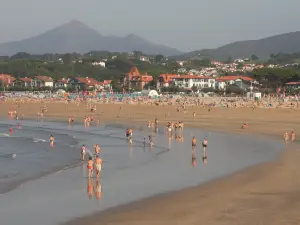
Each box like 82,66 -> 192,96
92,61 -> 106,67
158,74 -> 215,89
32,76 -> 54,88
215,76 -> 255,90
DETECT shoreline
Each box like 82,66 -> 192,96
1,102 -> 300,225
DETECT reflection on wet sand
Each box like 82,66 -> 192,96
87,178 -> 102,200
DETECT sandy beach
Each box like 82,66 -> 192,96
1,100 -> 300,225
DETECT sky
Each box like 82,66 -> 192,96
1,0 -> 300,52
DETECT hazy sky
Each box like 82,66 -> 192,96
1,0 -> 300,52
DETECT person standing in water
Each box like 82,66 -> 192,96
192,136 -> 197,150
9,125 -> 13,136
49,135 -> 54,148
291,131 -> 296,142
94,144 -> 100,156
284,132 -> 289,146
202,138 -> 208,164
95,155 -> 102,179
81,145 -> 86,161
87,156 -> 93,178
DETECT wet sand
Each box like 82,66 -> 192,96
1,102 -> 300,225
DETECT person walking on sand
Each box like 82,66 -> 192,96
95,155 -> 102,179
49,135 -> 54,148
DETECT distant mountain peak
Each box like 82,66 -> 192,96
0,21 -> 182,56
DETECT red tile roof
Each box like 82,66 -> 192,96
126,67 -> 153,83
216,76 -> 254,82
286,82 -> 300,85
104,80 -> 112,85
57,78 -> 69,84
20,77 -> 32,82
35,76 -> 53,82
159,74 -> 213,83
0,74 -> 16,85
75,77 -> 100,86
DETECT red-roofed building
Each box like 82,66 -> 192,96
16,77 -> 33,88
285,82 -> 300,89
157,74 -> 215,90
55,78 -> 69,88
215,76 -> 255,90
32,76 -> 54,88
123,67 -> 153,90
69,77 -> 106,90
0,74 -> 16,88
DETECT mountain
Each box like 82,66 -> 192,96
175,31 -> 300,61
0,20 -> 182,56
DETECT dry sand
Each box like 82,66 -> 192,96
1,101 -> 300,225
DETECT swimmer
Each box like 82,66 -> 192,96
81,145 -> 86,161
17,123 -> 21,129
87,156 -> 93,178
143,137 -> 146,147
192,136 -> 196,150
129,136 -> 133,145
95,155 -> 103,179
9,125 -> 13,136
291,131 -> 296,142
49,135 -> 54,147
284,132 -> 289,146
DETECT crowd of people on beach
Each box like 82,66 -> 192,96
4,93 -> 298,200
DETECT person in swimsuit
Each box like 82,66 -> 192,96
284,132 -> 289,146
9,125 -> 13,136
143,137 -> 146,147
95,155 -> 102,179
87,156 -> 93,178
81,145 -> 86,161
192,136 -> 196,149
291,131 -> 296,142
49,135 -> 54,147
94,144 -> 100,156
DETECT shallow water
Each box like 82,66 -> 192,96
0,119 -> 283,225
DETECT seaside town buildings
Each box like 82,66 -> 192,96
123,67 -> 153,90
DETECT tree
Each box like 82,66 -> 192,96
154,55 -> 164,63
251,54 -> 259,61
237,62 -> 244,69
225,56 -> 233,64
62,53 -> 72,64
